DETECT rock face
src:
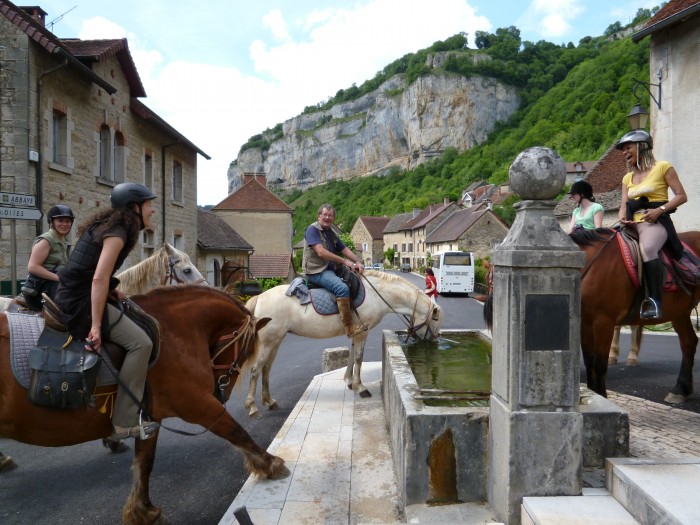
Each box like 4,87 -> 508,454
228,72 -> 519,193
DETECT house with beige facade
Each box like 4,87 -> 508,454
426,205 -> 510,260
0,2 -> 208,293
397,199 -> 458,270
196,208 -> 253,287
350,216 -> 390,266
212,174 -> 294,279
382,212 -> 413,268
632,0 -> 700,233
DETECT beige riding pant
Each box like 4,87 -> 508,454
104,303 -> 153,427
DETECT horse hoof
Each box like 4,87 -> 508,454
249,410 -> 262,420
103,438 -> 130,454
266,401 -> 279,411
626,358 -> 638,366
608,357 -> 618,365
359,390 -> 372,398
664,392 -> 687,404
0,455 -> 18,473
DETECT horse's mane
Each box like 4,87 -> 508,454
568,227 -> 616,247
137,284 -> 252,316
117,245 -> 167,292
364,269 -> 420,290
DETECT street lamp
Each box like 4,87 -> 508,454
628,68 -> 662,130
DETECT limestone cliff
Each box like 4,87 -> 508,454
228,71 -> 519,193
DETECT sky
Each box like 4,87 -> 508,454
37,0 -> 659,205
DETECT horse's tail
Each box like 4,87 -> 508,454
246,295 -> 259,315
483,294 -> 493,333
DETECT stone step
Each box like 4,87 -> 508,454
522,489 -> 638,524
607,457 -> 700,525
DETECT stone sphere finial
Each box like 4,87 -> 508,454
509,147 -> 566,200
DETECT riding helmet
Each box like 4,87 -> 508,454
568,180 -> 594,200
110,183 -> 157,209
616,130 -> 653,150
46,204 -> 75,226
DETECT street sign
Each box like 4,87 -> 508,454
0,192 -> 36,207
0,206 -> 43,220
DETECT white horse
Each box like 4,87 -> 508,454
609,325 -> 644,366
244,270 -> 443,418
116,242 -> 207,295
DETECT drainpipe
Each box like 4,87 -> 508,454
161,142 -> 179,243
36,58 -> 68,236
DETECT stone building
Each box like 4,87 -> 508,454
349,215 -> 390,266
397,199 -> 458,270
0,3 -> 208,293
632,0 -> 700,233
196,208 -> 253,287
382,212 -> 413,268
212,174 -> 293,278
426,205 -> 510,260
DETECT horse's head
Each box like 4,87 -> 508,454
410,293 -> 442,341
163,243 -> 207,286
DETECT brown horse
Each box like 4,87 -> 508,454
0,285 -> 288,525
484,228 -> 700,402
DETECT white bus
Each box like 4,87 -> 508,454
430,251 -> 475,295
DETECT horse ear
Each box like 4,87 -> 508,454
254,317 -> 272,332
164,242 -> 175,255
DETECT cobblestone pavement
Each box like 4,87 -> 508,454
609,391 -> 700,458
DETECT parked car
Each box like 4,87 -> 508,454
400,263 -> 411,273
371,263 -> 384,271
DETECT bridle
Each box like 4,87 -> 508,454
162,255 -> 207,286
360,274 -> 439,341
210,314 -> 254,403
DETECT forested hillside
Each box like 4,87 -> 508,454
280,13 -> 654,241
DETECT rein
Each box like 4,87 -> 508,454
580,230 -> 618,279
360,273 -> 435,340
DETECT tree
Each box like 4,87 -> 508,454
384,247 -> 395,266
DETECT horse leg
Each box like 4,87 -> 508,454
122,435 -> 165,525
582,320 -> 615,397
627,325 -> 643,366
245,334 -> 282,419
664,315 -> 698,404
260,344 -> 281,411
245,357 -> 263,419
344,333 -> 371,398
609,326 -> 622,365
0,451 -> 18,472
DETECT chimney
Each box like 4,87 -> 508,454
242,173 -> 256,185
20,6 -> 47,26
412,207 -> 420,218
444,197 -> 449,206
255,172 -> 267,187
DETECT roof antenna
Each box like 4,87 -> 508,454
48,6 -> 77,32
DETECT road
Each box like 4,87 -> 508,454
0,271 -> 696,524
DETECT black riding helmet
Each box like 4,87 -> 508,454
46,204 -> 75,227
568,180 -> 594,200
110,183 -> 157,230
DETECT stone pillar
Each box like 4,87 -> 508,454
488,147 -> 586,524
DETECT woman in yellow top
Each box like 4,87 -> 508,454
617,130 -> 687,320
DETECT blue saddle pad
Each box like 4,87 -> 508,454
308,281 -> 365,315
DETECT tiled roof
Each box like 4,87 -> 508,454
554,146 -> 627,218
427,208 -> 508,243
383,212 -> 412,233
249,254 -> 292,278
213,178 -> 292,212
633,0 -> 700,41
0,2 -> 59,53
399,202 -> 454,231
61,38 -> 146,97
358,216 -> 390,239
197,208 -> 253,251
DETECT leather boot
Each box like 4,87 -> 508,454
337,297 -> 367,337
640,259 -> 663,320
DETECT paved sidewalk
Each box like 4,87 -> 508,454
220,362 -> 700,525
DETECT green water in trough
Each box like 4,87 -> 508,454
401,332 -> 491,407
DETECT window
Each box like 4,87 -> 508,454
172,160 -> 183,202
363,242 -> 368,252
114,131 -> 126,183
213,259 -> 221,287
401,243 -> 406,251
408,243 -> 413,252
52,109 -> 67,165
173,232 -> 184,250
99,125 -> 111,180
144,152 -> 153,189
393,243 -> 397,251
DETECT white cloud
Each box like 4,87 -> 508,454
262,9 -> 292,43
517,0 -> 585,39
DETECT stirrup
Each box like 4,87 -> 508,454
640,298 -> 662,320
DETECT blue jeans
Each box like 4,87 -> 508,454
306,268 -> 349,297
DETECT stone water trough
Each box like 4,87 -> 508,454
381,329 -> 629,509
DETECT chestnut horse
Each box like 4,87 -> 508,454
484,228 -> 700,402
0,286 -> 288,525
